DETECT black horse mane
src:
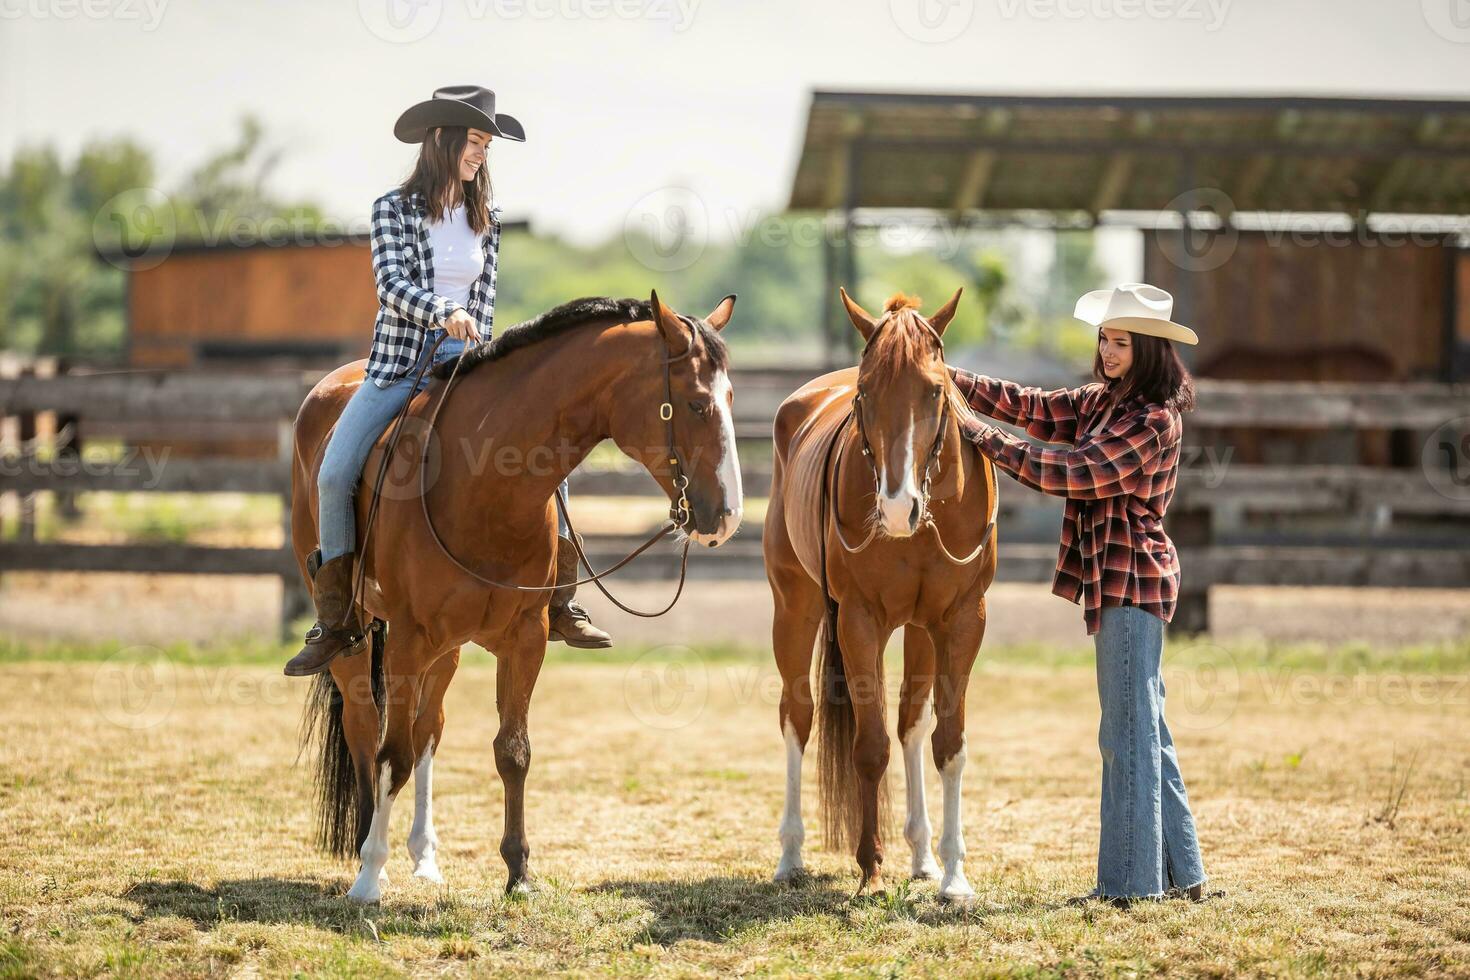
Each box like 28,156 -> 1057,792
434,295 -> 728,377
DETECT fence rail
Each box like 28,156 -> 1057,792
3,366 -> 1467,636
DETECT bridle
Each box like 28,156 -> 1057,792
349,312 -> 709,624
821,309 -> 993,564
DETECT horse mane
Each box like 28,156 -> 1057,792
434,295 -> 730,378
865,291 -> 982,432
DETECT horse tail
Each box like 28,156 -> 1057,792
815,599 -> 893,852
297,620 -> 386,859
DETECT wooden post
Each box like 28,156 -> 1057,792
277,419 -> 310,639
1171,505 -> 1212,636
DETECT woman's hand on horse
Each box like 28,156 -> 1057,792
444,308 -> 477,341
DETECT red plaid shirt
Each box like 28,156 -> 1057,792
950,368 -> 1183,635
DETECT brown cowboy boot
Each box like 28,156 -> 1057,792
284,552 -> 368,676
547,532 -> 612,648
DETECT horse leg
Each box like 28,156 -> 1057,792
347,627 -> 429,903
899,625 -> 942,880
769,568 -> 825,882
931,598 -> 987,904
407,647 -> 459,884
491,612 -> 547,895
838,602 -> 893,895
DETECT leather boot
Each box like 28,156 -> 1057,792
284,552 -> 368,676
547,532 -> 612,648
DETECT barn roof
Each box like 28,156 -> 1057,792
787,92 -> 1470,218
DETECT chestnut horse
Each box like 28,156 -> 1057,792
294,292 -> 741,902
764,288 -> 998,902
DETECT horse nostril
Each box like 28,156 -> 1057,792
720,507 -> 734,517
909,498 -> 921,527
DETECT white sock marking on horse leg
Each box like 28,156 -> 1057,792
348,761 -> 397,903
695,370 -> 743,547
902,701 -> 942,879
937,740 -> 975,901
407,737 -> 443,883
774,719 -> 806,881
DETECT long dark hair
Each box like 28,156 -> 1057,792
397,125 -> 494,234
1093,330 -> 1197,412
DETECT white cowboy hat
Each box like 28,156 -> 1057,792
1073,282 -> 1198,346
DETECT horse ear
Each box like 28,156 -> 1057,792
705,294 -> 736,332
839,287 -> 880,343
649,289 -> 690,353
928,287 -> 963,336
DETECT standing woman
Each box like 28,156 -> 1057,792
951,283 -> 1215,905
285,85 -> 610,679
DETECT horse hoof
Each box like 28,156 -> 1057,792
412,863 -> 445,885
505,878 -> 535,899
346,882 -> 382,904
939,887 -> 977,907
774,866 -> 810,886
912,860 -> 943,881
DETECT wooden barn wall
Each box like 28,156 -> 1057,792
1143,230 -> 1450,381
128,244 -> 379,368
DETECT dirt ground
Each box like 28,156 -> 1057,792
1,571 -> 1467,653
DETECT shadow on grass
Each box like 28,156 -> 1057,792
122,878 -> 465,938
590,872 -> 878,945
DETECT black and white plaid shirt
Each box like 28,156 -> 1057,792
366,187 -> 501,387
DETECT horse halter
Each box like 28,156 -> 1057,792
848,310 -> 951,527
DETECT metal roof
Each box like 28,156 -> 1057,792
787,92 -> 1470,218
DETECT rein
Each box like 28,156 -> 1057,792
350,315 -> 705,623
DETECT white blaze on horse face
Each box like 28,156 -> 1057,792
407,737 -> 443,884
901,701 -> 943,880
937,740 -> 976,902
876,404 -> 922,537
690,369 -> 743,548
348,761 -> 398,903
774,718 -> 805,881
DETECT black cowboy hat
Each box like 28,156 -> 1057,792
394,85 -> 526,144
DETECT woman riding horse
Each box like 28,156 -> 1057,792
952,282 -> 1217,906
285,85 -> 609,678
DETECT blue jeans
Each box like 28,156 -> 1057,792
1093,603 -> 1207,898
317,330 -> 571,562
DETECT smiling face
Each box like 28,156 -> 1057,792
455,127 -> 492,181
1098,327 -> 1135,380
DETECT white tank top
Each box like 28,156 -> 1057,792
424,203 -> 484,310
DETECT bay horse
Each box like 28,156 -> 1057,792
764,288 -> 998,903
294,292 -> 742,902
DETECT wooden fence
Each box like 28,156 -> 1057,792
2,365 -> 1468,636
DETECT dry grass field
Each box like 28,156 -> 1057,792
2,636 -> 1469,978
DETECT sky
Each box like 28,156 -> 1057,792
3,0 -> 1470,249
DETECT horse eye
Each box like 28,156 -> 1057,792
932,384 -> 943,398
687,399 -> 710,418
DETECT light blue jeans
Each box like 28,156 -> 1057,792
1092,603 -> 1207,899
317,330 -> 571,562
